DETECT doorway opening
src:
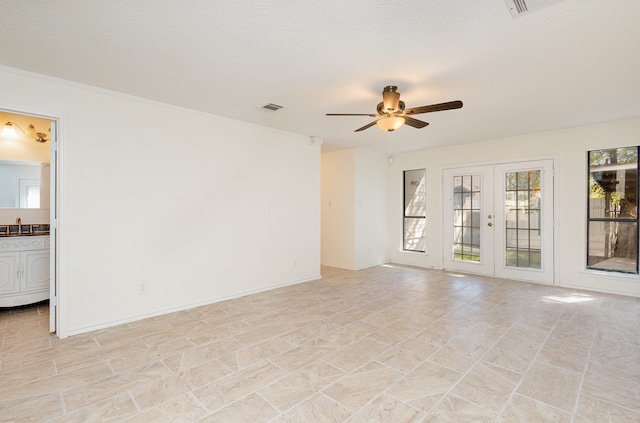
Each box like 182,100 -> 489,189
0,109 -> 59,335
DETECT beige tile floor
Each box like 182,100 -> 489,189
1,265 -> 640,422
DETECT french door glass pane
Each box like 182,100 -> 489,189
453,174 -> 481,262
504,170 -> 542,269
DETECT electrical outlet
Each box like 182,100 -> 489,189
138,283 -> 148,294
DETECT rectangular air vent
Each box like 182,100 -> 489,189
261,103 -> 283,111
504,0 -> 563,17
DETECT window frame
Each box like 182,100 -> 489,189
586,147 -> 640,274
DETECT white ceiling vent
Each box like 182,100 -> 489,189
261,103 -> 283,112
504,0 -> 563,17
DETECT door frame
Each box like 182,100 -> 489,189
0,104 -> 66,337
442,159 -> 556,285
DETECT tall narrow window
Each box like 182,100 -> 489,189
587,147 -> 639,274
404,169 -> 426,252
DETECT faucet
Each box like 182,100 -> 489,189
16,217 -> 21,234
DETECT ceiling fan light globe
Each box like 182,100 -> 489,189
377,116 -> 405,131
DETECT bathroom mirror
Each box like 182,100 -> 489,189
0,160 -> 50,209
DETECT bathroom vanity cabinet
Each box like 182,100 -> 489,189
0,236 -> 49,307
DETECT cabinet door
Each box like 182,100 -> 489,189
0,252 -> 20,295
22,250 -> 50,292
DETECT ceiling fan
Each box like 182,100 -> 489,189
326,86 -> 463,132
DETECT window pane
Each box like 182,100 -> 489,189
529,210 -> 540,229
517,171 -> 529,190
517,209 -> 528,229
529,190 -> 541,209
506,228 -> 518,248
472,176 -> 481,192
462,210 -> 472,227
517,191 -> 528,209
404,217 -> 426,252
589,148 -> 638,219
471,192 -> 481,209
506,173 -> 517,191
588,221 -> 637,273
529,171 -> 541,189
453,210 -> 463,225
462,192 -> 471,209
404,169 -> 426,217
453,226 -> 463,242
471,228 -> 480,247
530,229 -> 541,249
462,175 -> 472,191
506,209 -> 517,228
471,211 -> 481,227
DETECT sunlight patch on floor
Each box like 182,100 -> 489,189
542,293 -> 595,304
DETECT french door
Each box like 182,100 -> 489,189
442,160 -> 554,284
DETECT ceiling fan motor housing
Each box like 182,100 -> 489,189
382,86 -> 401,112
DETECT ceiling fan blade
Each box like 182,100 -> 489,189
404,100 -> 463,115
354,121 -> 378,132
403,116 -> 430,129
326,113 -> 379,117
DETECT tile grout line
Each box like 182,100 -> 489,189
424,317 -> 521,420
364,301 -> 510,419
494,308 -> 564,419
568,306 -> 600,423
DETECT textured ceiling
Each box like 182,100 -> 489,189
1,0 -> 639,154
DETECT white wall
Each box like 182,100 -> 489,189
321,148 -> 388,270
388,117 -> 640,297
0,66 -> 321,336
